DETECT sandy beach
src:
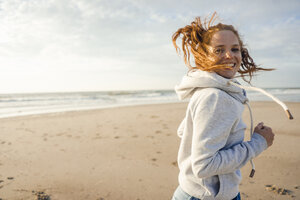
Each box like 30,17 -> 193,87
0,102 -> 299,200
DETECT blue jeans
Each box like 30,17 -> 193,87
172,186 -> 241,200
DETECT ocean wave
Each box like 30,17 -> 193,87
0,88 -> 299,118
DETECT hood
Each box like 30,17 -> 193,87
175,69 -> 248,104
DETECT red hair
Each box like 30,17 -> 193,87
172,12 -> 274,83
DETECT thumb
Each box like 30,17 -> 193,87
256,122 -> 264,129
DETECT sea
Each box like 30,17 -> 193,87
0,88 -> 300,119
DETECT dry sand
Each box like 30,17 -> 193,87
0,102 -> 299,200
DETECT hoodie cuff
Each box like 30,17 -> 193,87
251,133 -> 268,156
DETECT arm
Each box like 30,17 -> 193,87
177,118 -> 185,138
190,91 -> 267,178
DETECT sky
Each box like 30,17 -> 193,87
0,0 -> 299,93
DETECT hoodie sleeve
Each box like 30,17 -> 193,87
190,89 -> 267,178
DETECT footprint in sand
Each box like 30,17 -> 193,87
155,130 -> 161,134
265,184 -> 293,195
32,191 -> 51,200
0,180 -> 4,190
1,141 -> 11,145
24,128 -> 35,133
56,132 -> 65,136
150,115 -> 159,119
162,124 -> 168,129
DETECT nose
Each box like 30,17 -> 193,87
225,50 -> 233,59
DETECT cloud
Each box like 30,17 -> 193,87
0,0 -> 299,92
0,0 -> 173,63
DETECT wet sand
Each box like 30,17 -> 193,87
0,102 -> 299,199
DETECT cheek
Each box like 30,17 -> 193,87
235,54 -> 242,64
207,52 -> 219,63
211,55 -> 223,64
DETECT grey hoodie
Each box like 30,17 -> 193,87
175,69 -> 267,200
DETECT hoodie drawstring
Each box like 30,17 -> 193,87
245,101 -> 256,177
229,81 -> 294,178
229,82 -> 294,119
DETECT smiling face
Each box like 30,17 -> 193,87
209,30 -> 242,79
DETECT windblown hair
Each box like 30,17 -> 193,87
172,12 -> 273,83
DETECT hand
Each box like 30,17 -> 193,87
254,122 -> 275,147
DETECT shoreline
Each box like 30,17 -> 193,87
0,100 -> 185,120
0,100 -> 297,121
0,101 -> 299,199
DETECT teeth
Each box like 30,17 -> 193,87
224,63 -> 235,67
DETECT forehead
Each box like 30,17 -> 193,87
210,30 -> 239,46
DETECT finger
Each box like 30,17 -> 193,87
265,127 -> 271,132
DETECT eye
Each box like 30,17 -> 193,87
214,48 -> 224,54
232,48 -> 240,52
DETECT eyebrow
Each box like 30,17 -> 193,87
214,44 -> 240,48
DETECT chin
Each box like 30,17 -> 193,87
217,71 -> 236,79
216,67 -> 239,79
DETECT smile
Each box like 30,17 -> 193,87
223,63 -> 236,68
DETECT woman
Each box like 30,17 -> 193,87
171,13 -> 275,200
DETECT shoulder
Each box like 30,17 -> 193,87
188,88 -> 238,116
191,88 -> 234,105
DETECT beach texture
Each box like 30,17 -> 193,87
0,102 -> 299,199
